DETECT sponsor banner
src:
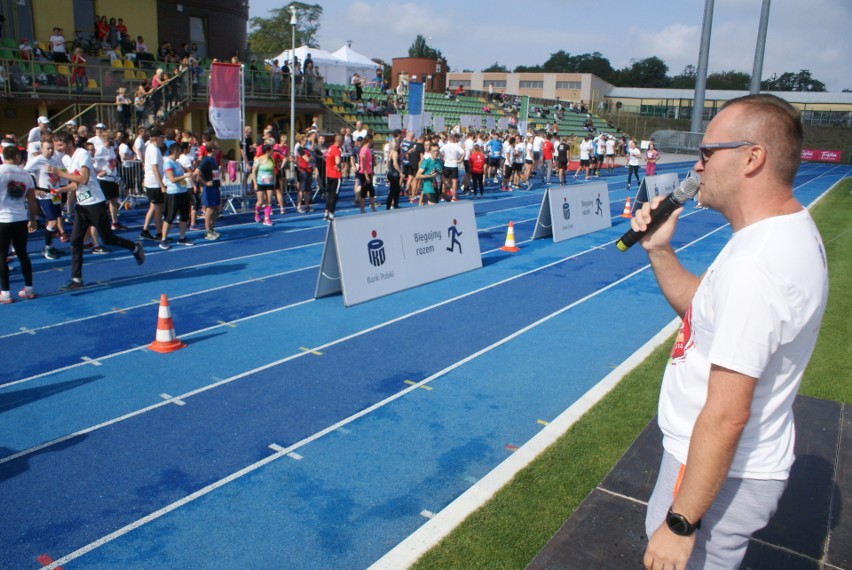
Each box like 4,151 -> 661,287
801,148 -> 842,163
315,202 -> 482,306
533,182 -> 611,242
630,172 -> 679,214
208,63 -> 242,140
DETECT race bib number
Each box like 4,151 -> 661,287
77,190 -> 92,202
212,169 -> 220,179
259,173 -> 274,185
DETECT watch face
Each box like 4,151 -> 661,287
666,512 -> 693,536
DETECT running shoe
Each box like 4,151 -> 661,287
43,246 -> 58,260
111,222 -> 128,230
0,292 -> 12,304
92,246 -> 109,254
18,288 -> 36,300
140,229 -> 156,241
60,280 -> 85,291
177,237 -> 194,246
159,240 -> 172,250
262,219 -> 273,226
204,231 -> 220,240
255,211 -> 261,223
132,242 -> 146,265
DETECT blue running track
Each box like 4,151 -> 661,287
0,161 -> 847,569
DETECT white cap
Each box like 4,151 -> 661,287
95,123 -> 106,129
37,116 -> 50,124
66,119 -> 78,127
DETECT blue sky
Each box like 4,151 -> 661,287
248,0 -> 852,91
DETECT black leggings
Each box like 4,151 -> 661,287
471,172 -> 484,196
325,178 -> 341,214
386,174 -> 401,209
628,165 -> 641,185
70,201 -> 136,281
0,221 -> 33,290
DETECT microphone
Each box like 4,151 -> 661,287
615,177 -> 700,252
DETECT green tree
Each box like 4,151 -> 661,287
616,56 -> 670,87
408,35 -> 443,60
514,64 -> 543,72
247,2 -> 323,57
670,65 -> 696,89
542,50 -> 573,73
762,69 -> 826,92
483,62 -> 509,72
707,70 -> 751,90
570,52 -> 616,81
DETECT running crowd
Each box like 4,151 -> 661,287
1,111 -> 658,302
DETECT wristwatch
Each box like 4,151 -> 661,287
666,507 -> 701,536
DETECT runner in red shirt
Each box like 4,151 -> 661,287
541,134 -> 555,185
469,144 -> 486,199
323,134 -> 343,220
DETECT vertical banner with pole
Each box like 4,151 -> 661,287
407,81 -> 424,136
518,95 -> 530,135
208,62 -> 246,211
208,62 -> 243,140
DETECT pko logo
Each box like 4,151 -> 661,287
368,230 -> 386,266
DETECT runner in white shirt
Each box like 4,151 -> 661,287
605,135 -> 617,173
25,137 -> 69,259
49,132 -> 145,290
440,134 -> 463,200
0,145 -> 39,302
577,136 -> 594,181
140,128 -> 167,240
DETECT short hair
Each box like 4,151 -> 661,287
721,94 -> 802,185
2,145 -> 19,161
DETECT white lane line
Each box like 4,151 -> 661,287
0,228 -> 648,463
159,394 -> 186,406
2,245 -> 322,340
38,222 -> 729,570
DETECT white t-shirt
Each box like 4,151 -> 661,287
94,145 -> 119,181
88,135 -> 105,150
463,138 -> 474,160
143,142 -> 164,188
659,209 -> 828,480
49,34 -> 67,55
441,142 -> 463,168
133,136 -> 145,161
0,164 -> 35,223
579,141 -> 593,160
532,135 -> 544,153
68,148 -> 106,206
605,139 -> 616,155
628,147 -> 641,166
24,154 -> 64,202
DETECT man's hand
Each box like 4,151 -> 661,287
631,195 -> 683,254
644,522 -> 696,570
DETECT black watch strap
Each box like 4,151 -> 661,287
666,507 -> 701,536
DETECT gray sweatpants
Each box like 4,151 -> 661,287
645,450 -> 787,569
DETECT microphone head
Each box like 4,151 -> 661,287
673,177 -> 700,203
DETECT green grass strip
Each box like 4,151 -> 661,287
412,178 -> 852,570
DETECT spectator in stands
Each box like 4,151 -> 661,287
96,16 -> 109,43
70,48 -> 87,94
366,98 -> 383,117
107,18 -> 118,47
351,72 -> 363,101
49,27 -> 68,63
115,87 -> 131,133
116,19 -> 130,51
19,38 -> 34,60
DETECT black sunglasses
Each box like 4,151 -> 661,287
697,141 -> 755,166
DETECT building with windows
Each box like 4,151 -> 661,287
447,72 -> 613,107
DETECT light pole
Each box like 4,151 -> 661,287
289,4 -> 297,183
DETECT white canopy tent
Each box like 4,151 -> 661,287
331,45 -> 380,85
271,45 -> 350,85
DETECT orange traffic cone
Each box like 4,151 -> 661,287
621,196 -> 633,218
500,221 -> 520,252
148,294 -> 186,353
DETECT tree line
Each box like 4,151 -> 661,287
483,50 -> 827,92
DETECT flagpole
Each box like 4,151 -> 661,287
289,5 -> 297,191
240,63 -> 247,212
